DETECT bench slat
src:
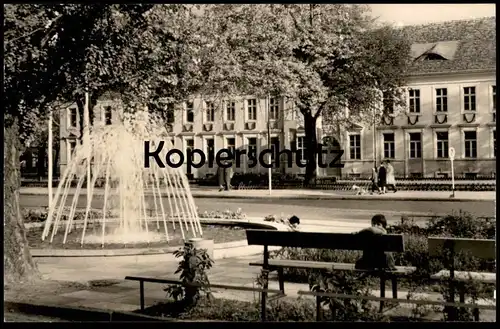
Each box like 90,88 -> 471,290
249,260 -> 416,274
246,230 -> 405,252
430,270 -> 496,284
428,237 -> 496,259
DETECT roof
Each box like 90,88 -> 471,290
398,17 -> 496,76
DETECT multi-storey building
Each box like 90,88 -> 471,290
59,94 -> 323,178
328,17 -> 496,179
59,17 -> 495,179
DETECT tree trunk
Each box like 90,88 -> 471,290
4,121 -> 40,285
36,145 -> 45,181
54,145 -> 60,178
304,113 -> 318,185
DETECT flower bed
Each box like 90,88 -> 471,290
22,208 -> 246,223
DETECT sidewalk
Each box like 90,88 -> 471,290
13,254 -> 494,317
19,187 -> 496,202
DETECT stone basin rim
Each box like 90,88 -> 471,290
28,218 -> 282,257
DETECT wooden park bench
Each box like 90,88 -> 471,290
124,276 -> 283,320
246,229 -> 416,312
428,237 -> 496,321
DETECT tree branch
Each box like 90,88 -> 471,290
287,9 -> 306,35
314,101 -> 327,119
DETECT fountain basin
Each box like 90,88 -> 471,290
27,219 -> 280,257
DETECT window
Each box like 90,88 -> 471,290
226,138 -> 235,159
186,102 -> 194,123
68,140 -> 77,162
105,106 -> 112,125
463,87 -> 476,111
409,133 -> 422,158
493,86 -> 496,111
269,98 -> 279,120
206,138 -> 214,156
69,108 -> 78,128
493,130 -> 496,158
226,101 -> 235,121
409,89 -> 421,113
436,88 -> 448,112
185,139 -> 194,166
270,137 -> 280,162
383,133 -> 395,159
436,131 -> 449,158
247,99 -> 257,121
205,102 -> 215,122
247,137 -> 257,158
166,104 -> 175,124
382,92 -> 394,114
297,136 -> 307,163
349,134 -> 361,160
464,131 -> 477,158
31,153 -> 38,168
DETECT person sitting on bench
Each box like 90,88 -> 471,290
354,214 -> 396,271
287,215 -> 301,232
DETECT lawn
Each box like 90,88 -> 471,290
26,223 -> 247,249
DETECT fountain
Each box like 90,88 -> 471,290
41,109 -> 202,247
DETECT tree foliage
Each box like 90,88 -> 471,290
197,4 -> 411,182
3,4 -> 203,283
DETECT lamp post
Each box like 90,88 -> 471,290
449,147 -> 456,198
267,95 -> 272,195
84,91 -> 91,200
48,109 -> 53,208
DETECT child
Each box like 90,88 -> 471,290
354,214 -> 396,270
288,215 -> 301,232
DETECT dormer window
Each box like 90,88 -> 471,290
419,53 -> 447,61
411,40 -> 459,62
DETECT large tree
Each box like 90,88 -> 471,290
197,4 -> 411,183
4,4 -> 202,284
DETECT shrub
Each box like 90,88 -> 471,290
148,296 -> 317,321
310,271 -> 386,321
164,244 -> 214,308
198,208 -> 246,220
271,247 -> 362,283
24,207 -> 247,223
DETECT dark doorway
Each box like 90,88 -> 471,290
322,136 -> 342,178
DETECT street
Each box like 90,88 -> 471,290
19,194 -> 495,222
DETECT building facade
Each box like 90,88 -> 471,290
59,17 -> 496,179
59,95 -> 324,178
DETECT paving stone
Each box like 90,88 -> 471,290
26,295 -> 84,306
86,301 -> 139,313
59,290 -> 121,301
90,285 -> 137,294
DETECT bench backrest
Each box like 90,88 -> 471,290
245,229 -> 405,252
428,237 -> 496,260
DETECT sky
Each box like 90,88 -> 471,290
369,3 -> 495,26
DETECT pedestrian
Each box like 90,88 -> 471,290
216,163 -> 225,192
385,160 -> 398,193
378,162 -> 387,194
354,214 -> 396,271
370,166 -> 381,195
223,160 -> 234,191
